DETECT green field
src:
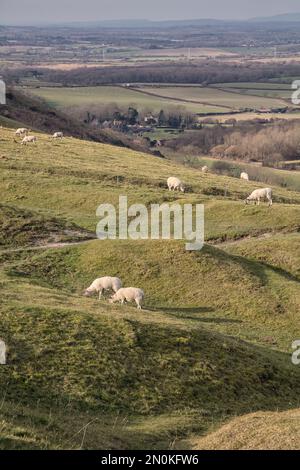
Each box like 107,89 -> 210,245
27,86 -> 227,114
26,83 -> 296,119
0,125 -> 300,449
139,85 -> 289,110
211,82 -> 294,101
213,82 -> 292,90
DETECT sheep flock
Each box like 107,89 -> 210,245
13,127 -> 276,312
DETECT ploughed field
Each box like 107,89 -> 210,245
0,126 -> 299,449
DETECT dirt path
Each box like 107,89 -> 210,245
0,238 -> 96,254
2,228 -> 298,255
209,229 -> 296,248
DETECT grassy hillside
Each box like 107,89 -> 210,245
1,126 -> 299,235
0,251 -> 299,448
0,204 -> 93,247
0,88 -> 152,154
7,237 -> 299,350
190,409 -> 300,450
0,124 -> 299,449
193,156 -> 300,193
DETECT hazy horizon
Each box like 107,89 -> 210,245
1,0 -> 300,26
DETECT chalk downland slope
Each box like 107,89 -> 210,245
0,204 -> 94,248
9,237 -> 300,350
0,260 -> 299,449
190,409 -> 300,450
0,124 -> 299,449
1,89 -> 151,153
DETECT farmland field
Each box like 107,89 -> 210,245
27,86 -> 228,113
211,82 -> 295,100
139,85 -> 290,109
213,82 -> 292,90
26,84 -> 293,116
206,112 -> 300,122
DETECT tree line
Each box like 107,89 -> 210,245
4,61 -> 300,86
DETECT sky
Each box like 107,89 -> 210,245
1,0 -> 300,24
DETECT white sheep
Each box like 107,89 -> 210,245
202,165 -> 209,173
240,172 -> 249,181
21,135 -> 37,145
167,177 -> 185,192
84,276 -> 122,300
109,287 -> 144,309
0,340 -> 6,365
15,128 -> 30,137
52,131 -> 63,139
245,188 -> 273,206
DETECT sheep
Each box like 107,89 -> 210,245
52,131 -> 63,139
21,135 -> 37,145
245,188 -> 273,206
0,340 -> 6,365
109,287 -> 144,309
240,172 -> 249,181
84,276 -> 122,300
15,128 -> 30,137
202,166 -> 209,173
167,177 -> 185,192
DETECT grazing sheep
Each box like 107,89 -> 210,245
84,276 -> 122,300
245,188 -> 273,206
202,166 -> 209,173
15,128 -> 29,137
21,135 -> 37,145
0,340 -> 6,365
240,172 -> 249,181
167,177 -> 185,192
52,131 -> 63,139
109,287 -> 144,309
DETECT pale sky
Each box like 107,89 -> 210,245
1,0 -> 300,24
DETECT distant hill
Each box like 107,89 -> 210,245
23,18 -> 229,28
250,13 -> 300,22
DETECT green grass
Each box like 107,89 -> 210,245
139,86 -> 289,110
1,127 -> 299,235
210,82 -> 298,103
188,156 -> 300,193
28,83 -> 288,114
0,125 -> 300,449
0,256 -> 299,448
222,232 -> 300,279
212,83 -> 292,90
26,86 -> 224,114
0,115 -> 26,128
8,235 -> 300,348
0,204 -> 92,247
